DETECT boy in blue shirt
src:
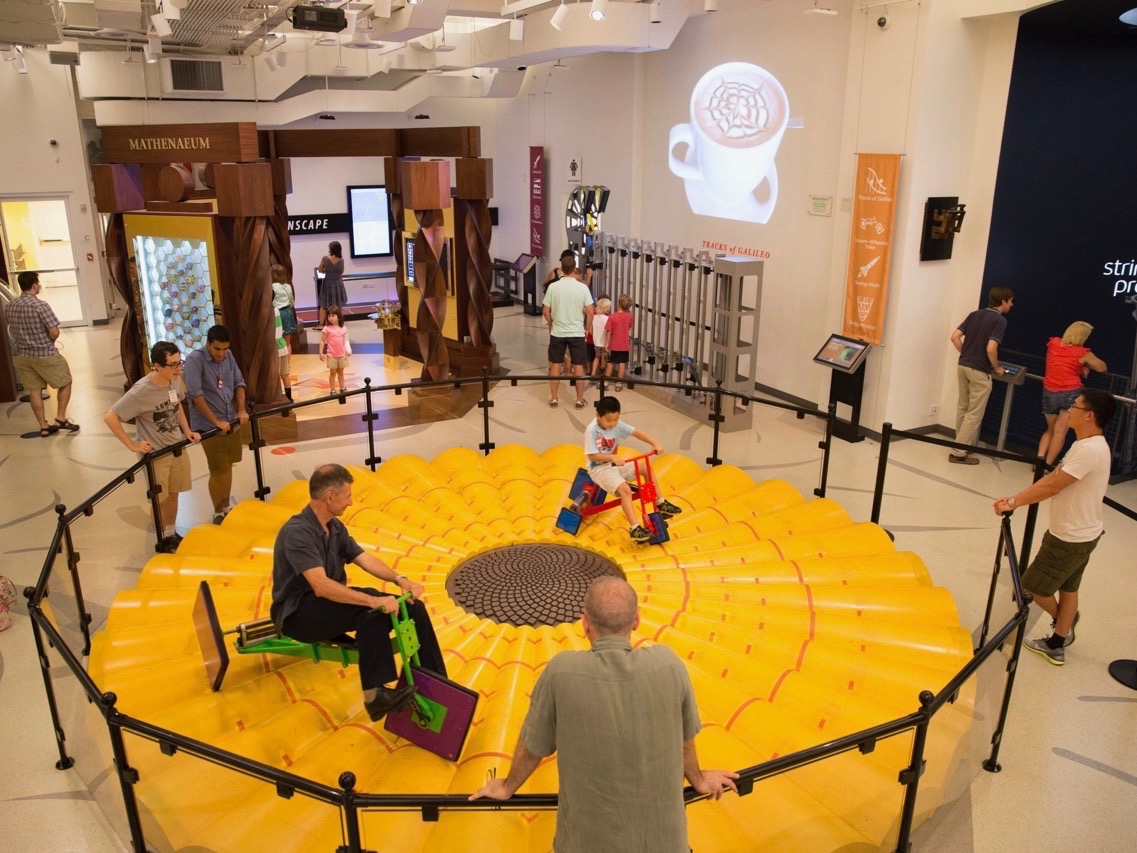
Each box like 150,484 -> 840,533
584,396 -> 683,542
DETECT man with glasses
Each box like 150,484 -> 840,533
105,341 -> 201,553
184,325 -> 249,525
993,387 -> 1116,665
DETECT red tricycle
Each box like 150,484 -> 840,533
555,451 -> 670,545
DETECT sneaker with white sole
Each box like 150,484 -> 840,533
656,499 -> 683,518
1024,636 -> 1065,666
629,525 -> 651,543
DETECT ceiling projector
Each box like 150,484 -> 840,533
291,6 -> 347,32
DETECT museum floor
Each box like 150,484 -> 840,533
2,306 -> 1135,851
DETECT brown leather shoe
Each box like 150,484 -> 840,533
364,685 -> 416,721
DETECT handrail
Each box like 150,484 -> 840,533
26,371 -> 1052,853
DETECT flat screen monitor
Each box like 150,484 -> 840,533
347,185 -> 393,258
512,253 -> 537,273
813,334 -> 870,374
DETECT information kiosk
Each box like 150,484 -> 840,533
814,334 -> 871,443
515,253 -> 540,316
992,361 -> 1027,451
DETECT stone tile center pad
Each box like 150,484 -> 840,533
445,545 -> 626,627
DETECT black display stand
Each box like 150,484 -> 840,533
829,366 -> 867,443
515,254 -> 539,316
1108,659 -> 1137,691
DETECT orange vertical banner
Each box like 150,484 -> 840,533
843,153 -> 901,345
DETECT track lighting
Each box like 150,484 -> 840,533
649,1 -> 661,23
550,2 -> 569,31
150,14 -> 172,37
589,0 -> 607,22
509,18 -> 524,41
704,0 -> 718,11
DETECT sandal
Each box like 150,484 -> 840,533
54,418 -> 80,432
39,424 -> 59,438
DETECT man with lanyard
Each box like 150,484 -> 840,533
105,341 -> 201,553
184,325 -> 249,524
948,286 -> 1014,464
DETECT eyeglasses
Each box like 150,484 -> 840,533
1068,404 -> 1089,411
164,361 -> 183,370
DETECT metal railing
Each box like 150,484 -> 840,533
27,373 -> 1042,853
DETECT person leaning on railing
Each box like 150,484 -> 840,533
470,576 -> 738,851
994,387 -> 1116,667
1036,321 -> 1107,466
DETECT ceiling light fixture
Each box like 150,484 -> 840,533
510,18 -> 524,40
649,1 -> 661,23
163,4 -> 181,21
14,46 -> 28,74
318,113 -> 335,120
704,0 -> 718,11
150,14 -> 172,37
550,2 -> 569,31
804,1 -> 838,15
264,54 -> 277,71
589,0 -> 607,22
408,0 -> 423,5
1121,8 -> 1137,25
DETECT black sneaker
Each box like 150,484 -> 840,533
630,525 -> 652,543
364,685 -> 417,721
1024,637 -> 1065,666
155,534 -> 182,554
656,499 -> 682,518
1050,611 -> 1080,647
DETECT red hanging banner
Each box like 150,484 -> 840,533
843,153 -> 901,345
530,146 -> 546,257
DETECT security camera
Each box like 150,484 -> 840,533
876,14 -> 891,30
48,138 -> 59,147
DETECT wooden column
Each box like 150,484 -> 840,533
454,158 -> 498,374
402,160 -> 452,382
383,156 -> 407,359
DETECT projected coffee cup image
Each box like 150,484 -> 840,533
668,62 -> 790,224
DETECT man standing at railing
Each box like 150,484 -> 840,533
104,341 -> 201,554
949,286 -> 1014,464
469,576 -> 738,849
993,387 -> 1115,665
184,325 -> 249,525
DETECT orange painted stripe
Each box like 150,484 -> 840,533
457,751 -> 514,767
769,538 -> 786,561
299,697 -> 336,728
768,669 -> 792,702
725,696 -> 763,730
342,722 -> 396,752
790,560 -> 804,582
273,670 -> 298,703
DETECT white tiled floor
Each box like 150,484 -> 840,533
2,308 -> 1135,851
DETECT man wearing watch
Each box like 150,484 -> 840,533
993,388 -> 1115,666
271,463 -> 447,720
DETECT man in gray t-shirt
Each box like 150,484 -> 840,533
104,341 -> 201,553
543,256 -> 594,409
470,577 -> 738,851
948,286 -> 1014,465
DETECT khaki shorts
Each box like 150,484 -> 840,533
1021,530 -> 1101,596
325,355 -> 348,370
14,354 -> 72,391
588,461 -> 637,494
201,425 -> 246,475
152,451 -> 192,496
279,352 -> 291,376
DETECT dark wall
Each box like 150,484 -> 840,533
978,1 -> 1137,451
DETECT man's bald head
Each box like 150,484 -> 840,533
583,576 -> 638,637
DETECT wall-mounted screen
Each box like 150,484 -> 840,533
347,185 -> 392,258
405,236 -> 416,287
813,334 -> 870,374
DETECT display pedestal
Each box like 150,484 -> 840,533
829,366 -> 866,443
256,410 -> 298,444
396,329 -> 499,377
1108,659 -> 1137,691
522,266 -> 540,316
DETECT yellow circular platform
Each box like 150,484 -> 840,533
88,445 -> 975,851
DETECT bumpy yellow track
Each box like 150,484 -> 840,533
88,445 -> 974,851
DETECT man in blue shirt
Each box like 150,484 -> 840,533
184,325 -> 249,523
948,287 -> 1014,464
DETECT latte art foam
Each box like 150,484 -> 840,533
695,73 -> 786,149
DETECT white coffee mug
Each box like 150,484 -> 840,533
669,62 -> 789,210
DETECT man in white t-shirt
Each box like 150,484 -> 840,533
543,256 -> 594,409
993,388 -> 1115,665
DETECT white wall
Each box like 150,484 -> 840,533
0,49 -> 108,324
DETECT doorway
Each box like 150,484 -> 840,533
0,196 -> 85,324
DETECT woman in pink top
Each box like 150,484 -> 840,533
1037,321 -> 1106,464
319,306 -> 352,395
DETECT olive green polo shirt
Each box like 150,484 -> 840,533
520,634 -> 702,852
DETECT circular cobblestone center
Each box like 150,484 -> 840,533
446,545 -> 626,627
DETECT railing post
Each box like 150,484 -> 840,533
249,410 -> 270,501
977,517 -> 1010,651
56,506 -> 93,655
983,600 -> 1031,774
102,692 -> 147,852
895,690 -> 934,851
143,454 -> 164,553
1019,456 -> 1048,568
870,422 -> 893,524
479,367 -> 495,456
25,598 -> 75,771
363,378 -> 380,471
706,380 -> 724,467
337,771 -> 366,853
815,401 -> 837,498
